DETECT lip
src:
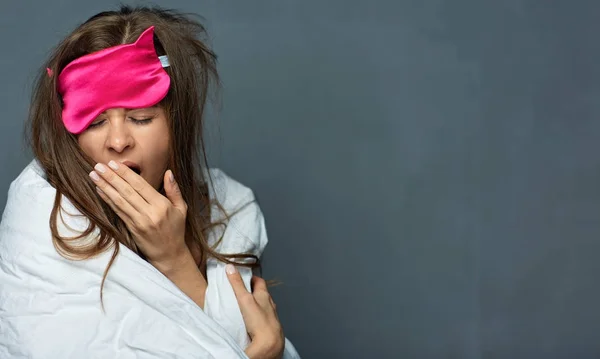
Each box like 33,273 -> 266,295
118,160 -> 141,174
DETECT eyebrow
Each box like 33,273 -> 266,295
100,106 -> 158,115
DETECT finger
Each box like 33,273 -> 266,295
226,264 -> 252,300
96,162 -> 162,211
95,186 -> 133,225
111,160 -> 166,204
163,170 -> 187,213
251,275 -> 268,293
91,170 -> 143,222
92,163 -> 149,213
251,276 -> 273,309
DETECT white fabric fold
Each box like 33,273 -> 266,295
0,160 -> 300,359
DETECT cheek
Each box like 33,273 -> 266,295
151,144 -> 170,169
149,132 -> 170,161
143,132 -> 170,184
77,135 -> 98,160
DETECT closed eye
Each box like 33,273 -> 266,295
130,117 -> 153,125
87,119 -> 105,128
86,117 -> 153,130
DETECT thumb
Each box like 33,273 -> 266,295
164,170 -> 186,211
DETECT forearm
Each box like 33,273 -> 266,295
153,249 -> 208,309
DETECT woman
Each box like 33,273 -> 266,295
0,5 -> 299,359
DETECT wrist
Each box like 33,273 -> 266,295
245,342 -> 265,359
245,337 -> 284,359
151,246 -> 195,278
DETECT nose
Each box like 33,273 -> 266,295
105,119 -> 134,153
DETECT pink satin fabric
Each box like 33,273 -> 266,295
56,26 -> 170,134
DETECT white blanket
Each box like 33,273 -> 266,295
0,160 -> 300,358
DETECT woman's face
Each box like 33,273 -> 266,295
77,106 -> 170,190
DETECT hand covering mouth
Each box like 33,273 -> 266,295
119,160 -> 141,175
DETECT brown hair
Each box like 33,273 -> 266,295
25,5 -> 259,300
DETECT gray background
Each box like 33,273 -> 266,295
1,1 -> 600,358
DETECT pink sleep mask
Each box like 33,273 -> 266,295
55,26 -> 171,134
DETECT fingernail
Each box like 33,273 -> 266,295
96,186 -> 104,195
94,163 -> 107,173
89,171 -> 100,181
225,264 -> 236,275
108,160 -> 119,170
169,170 -> 175,183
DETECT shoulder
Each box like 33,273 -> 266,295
1,160 -> 63,252
207,168 -> 256,212
3,160 -> 93,237
5,159 -> 55,213
8,159 -> 52,193
205,168 -> 268,258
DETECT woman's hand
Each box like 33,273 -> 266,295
226,264 -> 284,359
89,161 -> 189,273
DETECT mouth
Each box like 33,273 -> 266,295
120,161 -> 141,175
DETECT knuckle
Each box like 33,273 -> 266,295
122,186 -> 135,198
112,195 -> 126,207
131,178 -> 145,192
147,215 -> 161,230
256,287 -> 270,298
240,292 -> 255,305
133,216 -> 149,232
157,198 -> 169,210
160,200 -> 171,213
158,206 -> 169,222
151,205 -> 166,220
104,170 -> 115,181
